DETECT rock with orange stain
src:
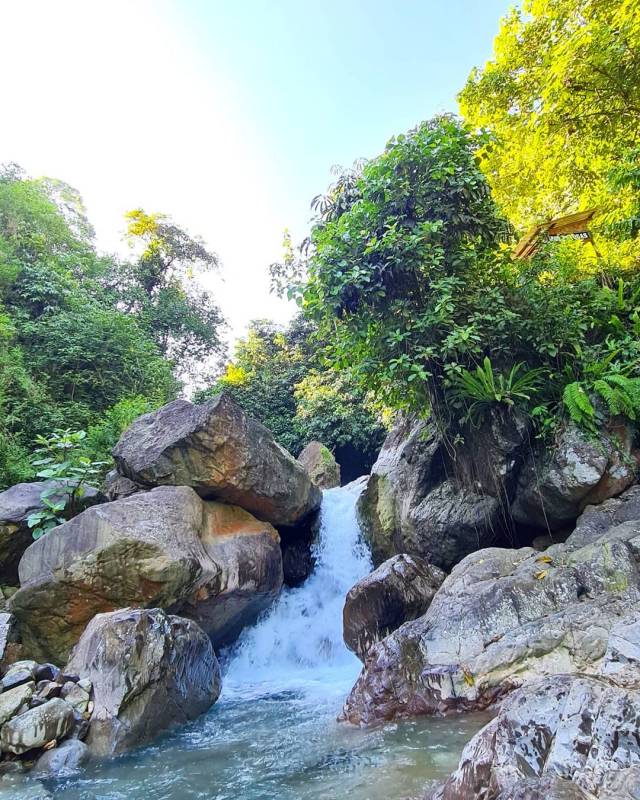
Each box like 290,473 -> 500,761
113,393 -> 321,527
9,486 -> 283,663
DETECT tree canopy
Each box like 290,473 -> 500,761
459,0 -> 640,268
0,167 -> 225,489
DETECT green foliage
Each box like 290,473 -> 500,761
448,358 -> 545,424
27,430 -> 106,539
102,209 -> 226,383
197,316 -> 385,468
82,396 -> 161,472
0,166 -> 225,490
459,0 -> 640,270
274,111 -> 640,443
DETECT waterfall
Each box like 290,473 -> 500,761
224,477 -> 372,700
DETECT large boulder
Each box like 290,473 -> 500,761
65,608 -> 221,758
340,507 -> 640,725
112,394 -> 321,527
180,502 -> 283,647
297,441 -> 340,489
10,486 -> 283,662
358,411 -> 528,570
512,421 -> 637,532
0,480 -> 102,583
343,554 -> 445,661
427,673 -> 640,800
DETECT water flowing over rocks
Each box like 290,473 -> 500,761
297,441 -> 341,489
9,486 -> 283,662
65,608 -> 221,758
0,481 -> 102,584
343,554 -> 445,661
113,394 -> 321,526
357,411 -> 529,571
426,673 -> 640,800
341,483 -> 640,725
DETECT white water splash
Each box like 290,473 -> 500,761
225,478 -> 372,699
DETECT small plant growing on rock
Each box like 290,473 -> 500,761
27,430 -> 106,539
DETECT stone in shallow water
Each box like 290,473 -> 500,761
65,607 -> 221,758
0,697 -> 74,754
32,738 -> 89,778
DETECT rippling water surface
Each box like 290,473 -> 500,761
44,482 -> 488,800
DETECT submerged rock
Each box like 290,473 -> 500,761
343,554 -> 445,661
0,480 -> 102,584
427,674 -> 640,800
66,608 -> 221,758
113,394 -> 321,527
10,486 -> 283,661
297,441 -> 340,489
32,738 -> 89,778
341,509 -> 640,724
358,411 -> 528,570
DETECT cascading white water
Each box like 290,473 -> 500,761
225,478 -> 373,699
53,480 -> 488,800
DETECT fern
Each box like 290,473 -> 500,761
594,374 -> 640,420
562,382 -> 596,428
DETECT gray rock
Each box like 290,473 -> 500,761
566,484 -> 640,550
65,608 -> 221,758
60,682 -> 90,714
512,422 -> 636,531
32,738 -> 89,778
0,613 -> 16,662
0,681 -> 35,724
297,441 -> 340,489
1,660 -> 38,691
102,469 -> 143,501
429,675 -> 640,800
0,697 -> 74,754
10,487 -> 283,662
341,518 -> 640,725
0,480 -> 103,584
343,554 -> 445,660
113,394 -> 321,527
358,410 -> 528,570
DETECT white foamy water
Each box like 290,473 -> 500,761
49,482 -> 489,800
226,478 -> 373,699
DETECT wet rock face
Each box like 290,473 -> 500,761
113,394 -> 321,527
511,421 -> 637,532
0,480 -> 102,584
66,608 -> 221,758
357,411 -> 528,571
0,698 -> 74,754
297,441 -> 341,489
340,501 -> 640,725
428,674 -> 640,800
10,486 -> 283,662
343,554 -> 445,661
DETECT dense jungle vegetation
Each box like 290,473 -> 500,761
1,0 -> 639,493
274,0 -> 640,442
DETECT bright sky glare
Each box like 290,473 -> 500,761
0,0 -> 512,344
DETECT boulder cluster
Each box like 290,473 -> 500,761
0,393 -> 324,775
342,412 -> 640,799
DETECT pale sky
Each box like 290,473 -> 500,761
0,0 -> 512,344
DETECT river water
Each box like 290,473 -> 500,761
44,482 -> 489,800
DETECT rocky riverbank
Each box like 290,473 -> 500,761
341,414 -> 640,798
0,393 -> 324,776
